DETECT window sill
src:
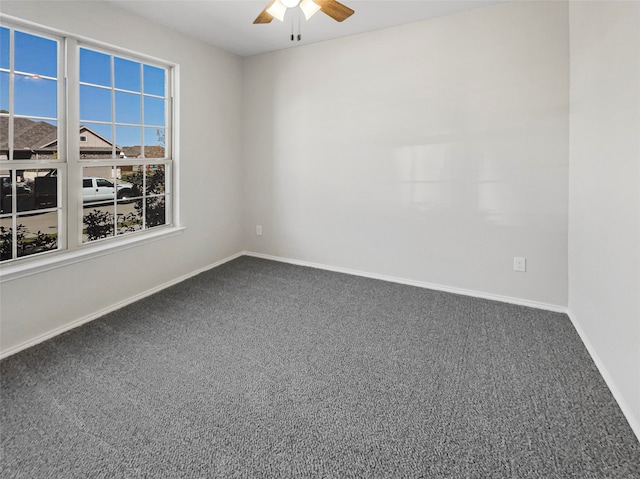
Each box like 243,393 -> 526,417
0,226 -> 185,283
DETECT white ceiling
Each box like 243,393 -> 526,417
108,0 -> 508,57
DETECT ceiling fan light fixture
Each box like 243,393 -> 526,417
266,0 -> 288,21
255,0 -> 354,26
300,0 -> 321,20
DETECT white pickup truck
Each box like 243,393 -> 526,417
83,177 -> 136,203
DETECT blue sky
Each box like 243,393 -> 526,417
1,28 -> 57,118
1,27 -> 166,148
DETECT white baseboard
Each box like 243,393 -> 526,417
566,311 -> 640,442
242,251 -> 568,314
1,251 -> 564,361
0,251 -> 244,360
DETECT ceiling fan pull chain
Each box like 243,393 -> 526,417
297,9 -> 302,41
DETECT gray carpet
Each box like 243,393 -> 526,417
1,256 -> 639,478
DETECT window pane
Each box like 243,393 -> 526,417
16,211 -> 58,258
114,57 -> 140,92
146,164 -> 165,195
116,125 -> 141,150
143,64 -> 165,96
80,85 -> 111,122
120,164 -> 143,196
1,170 -> 36,212
80,48 -> 110,87
144,128 -> 165,158
117,199 -> 142,234
0,27 -> 9,71
0,169 -> 59,214
0,71 -> 8,112
83,204 -> 114,242
0,169 -> 12,213
14,74 -> 56,118
143,96 -> 164,127
14,31 -> 57,78
30,168 -> 58,209
83,165 -> 114,204
0,114 -> 7,160
79,123 -> 113,159
9,118 -> 57,160
0,216 -> 11,261
15,171 -> 35,212
83,165 -> 115,198
117,172 -> 141,199
146,195 -> 165,228
115,91 -> 140,124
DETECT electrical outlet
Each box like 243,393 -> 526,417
514,257 -> 526,272
256,225 -> 262,236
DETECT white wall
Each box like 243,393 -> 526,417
568,1 -> 640,437
0,1 -> 244,353
242,1 -> 569,308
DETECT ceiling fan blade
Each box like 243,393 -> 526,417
316,0 -> 355,22
253,1 -> 275,24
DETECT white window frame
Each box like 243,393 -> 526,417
0,16 -> 182,282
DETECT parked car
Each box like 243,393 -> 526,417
1,177 -> 34,213
1,176 -> 33,193
2,175 -> 135,211
83,177 -> 136,203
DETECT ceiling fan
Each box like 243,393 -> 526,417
253,0 -> 355,24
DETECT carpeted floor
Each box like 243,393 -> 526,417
1,256 -> 639,478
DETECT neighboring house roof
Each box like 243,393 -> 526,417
39,125 -> 120,151
0,114 -> 123,157
123,145 -> 165,158
36,130 -> 59,149
0,115 -> 58,152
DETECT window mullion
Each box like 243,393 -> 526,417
65,37 -> 81,250
110,56 -> 117,237
169,68 -> 177,228
165,162 -> 172,230
56,31 -> 67,253
8,28 -> 14,162
8,29 -> 16,259
111,55 -> 115,159
140,62 -> 145,160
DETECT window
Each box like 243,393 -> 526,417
0,26 -> 61,262
0,20 -> 174,265
79,46 -> 170,244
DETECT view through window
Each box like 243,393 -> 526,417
79,46 -> 169,244
0,22 -> 173,263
